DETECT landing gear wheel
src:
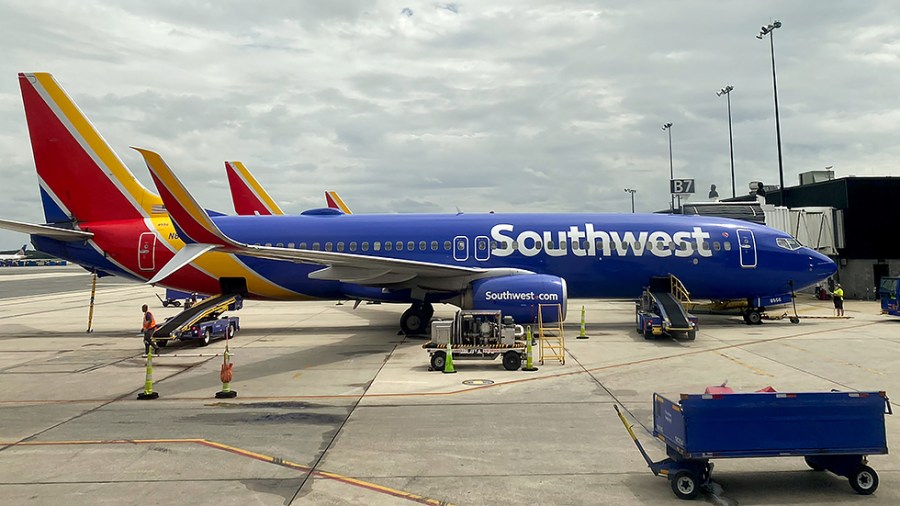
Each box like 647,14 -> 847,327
804,456 -> 825,471
746,309 -> 762,325
502,351 -> 521,371
849,465 -> 878,495
422,302 -> 434,322
671,470 -> 700,500
430,351 -> 446,371
400,306 -> 429,335
200,328 -> 212,346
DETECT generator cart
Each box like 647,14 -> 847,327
616,391 -> 891,500
423,309 -> 526,371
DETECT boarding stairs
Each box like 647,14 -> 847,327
538,303 -> 565,365
152,293 -> 241,339
648,276 -> 693,331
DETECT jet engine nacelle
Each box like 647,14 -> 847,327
461,274 -> 568,325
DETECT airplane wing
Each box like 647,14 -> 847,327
138,148 -> 530,290
0,218 -> 94,241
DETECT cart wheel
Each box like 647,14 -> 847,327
803,456 -> 825,471
162,301 -> 169,308
200,328 -> 212,347
502,351 -> 521,371
746,310 -> 762,325
227,323 -> 236,339
430,351 -> 446,371
686,330 -> 696,341
790,316 -> 800,324
671,470 -> 700,500
173,301 -> 181,307
849,465 -> 878,495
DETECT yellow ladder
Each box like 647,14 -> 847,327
670,274 -> 692,303
538,303 -> 565,365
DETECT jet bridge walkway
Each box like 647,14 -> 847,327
152,293 -> 241,342
636,276 -> 697,340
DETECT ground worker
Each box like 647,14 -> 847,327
141,304 -> 160,355
832,284 -> 844,317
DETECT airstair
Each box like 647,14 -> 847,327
538,303 -> 565,365
152,293 -> 241,340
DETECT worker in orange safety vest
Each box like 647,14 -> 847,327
142,304 -> 160,355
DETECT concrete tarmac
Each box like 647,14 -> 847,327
0,265 -> 898,505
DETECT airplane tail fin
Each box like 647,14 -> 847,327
225,161 -> 284,216
137,148 -> 236,247
19,73 -> 162,224
325,191 -> 352,214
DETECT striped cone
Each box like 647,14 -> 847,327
137,348 -> 159,400
577,305 -> 589,339
523,325 -> 538,371
442,336 -> 456,374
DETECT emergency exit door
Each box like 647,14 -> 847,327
138,232 -> 156,271
737,229 -> 757,268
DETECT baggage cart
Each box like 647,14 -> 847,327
616,391 -> 891,499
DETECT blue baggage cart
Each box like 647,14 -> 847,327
616,391 -> 891,499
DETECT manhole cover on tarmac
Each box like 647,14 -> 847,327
462,379 -> 494,386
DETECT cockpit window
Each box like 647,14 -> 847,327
776,237 -> 803,251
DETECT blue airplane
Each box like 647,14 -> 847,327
1,73 -> 836,335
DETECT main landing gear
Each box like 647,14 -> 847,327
743,308 -> 763,325
400,302 -> 434,335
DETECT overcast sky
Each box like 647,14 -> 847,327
1,1 -> 899,249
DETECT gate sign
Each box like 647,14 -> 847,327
670,178 -> 695,195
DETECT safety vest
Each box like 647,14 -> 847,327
834,288 -> 844,299
143,311 -> 156,330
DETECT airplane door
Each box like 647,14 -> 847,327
453,235 -> 469,262
737,229 -> 757,268
474,236 -> 490,261
138,232 -> 156,271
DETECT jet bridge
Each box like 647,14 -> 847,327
152,293 -> 242,345
635,276 -> 698,340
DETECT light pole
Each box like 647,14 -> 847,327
757,20 -> 784,205
717,85 -> 735,198
662,122 -> 674,210
624,188 -> 636,213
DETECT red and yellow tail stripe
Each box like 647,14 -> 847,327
325,191 -> 352,214
226,161 -> 284,216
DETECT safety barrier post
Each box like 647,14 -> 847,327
86,272 -> 96,333
442,333 -> 456,374
137,348 -> 159,400
215,348 -> 237,398
522,325 -> 538,371
577,305 -> 589,339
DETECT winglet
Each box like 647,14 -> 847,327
135,148 -> 238,247
225,161 -> 284,216
325,191 -> 352,214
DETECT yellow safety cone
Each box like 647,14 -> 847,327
522,325 -> 538,371
577,305 -> 589,339
442,334 -> 456,374
215,348 -> 238,398
137,348 -> 159,400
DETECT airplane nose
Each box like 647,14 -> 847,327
808,250 -> 837,280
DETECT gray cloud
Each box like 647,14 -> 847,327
1,0 -> 900,248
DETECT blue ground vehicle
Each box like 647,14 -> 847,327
879,276 -> 900,316
617,391 -> 891,500
176,315 -> 240,346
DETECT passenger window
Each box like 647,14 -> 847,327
647,242 -> 654,251
299,242 -> 307,250
547,240 -> 555,249
385,241 -> 393,251
724,242 -> 732,251
596,240 -> 603,250
312,242 -> 320,251
431,241 -> 438,251
408,241 -> 415,251
349,242 -> 357,252
419,241 -> 426,251
535,241 -> 542,249
397,241 -> 404,251
374,242 -> 381,251
478,241 -> 486,250
512,241 -> 519,249
325,242 -> 333,251
288,242 -> 295,249
713,242 -> 721,251
444,241 -> 451,251
265,242 -> 272,247
456,241 -> 465,251
276,242 -> 284,248
362,242 -> 369,251
337,242 -> 344,252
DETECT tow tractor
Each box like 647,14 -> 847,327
423,309 -> 526,371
